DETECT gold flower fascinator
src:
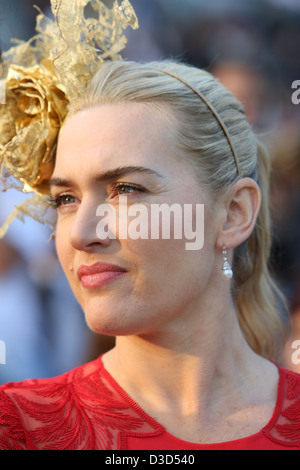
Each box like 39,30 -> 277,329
0,0 -> 138,237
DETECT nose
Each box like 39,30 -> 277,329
69,197 -> 112,251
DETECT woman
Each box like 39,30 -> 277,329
0,59 -> 299,450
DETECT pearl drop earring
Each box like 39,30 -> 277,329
221,245 -> 233,279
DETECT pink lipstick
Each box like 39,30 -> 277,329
77,262 -> 127,288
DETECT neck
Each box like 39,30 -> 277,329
102,299 -> 274,420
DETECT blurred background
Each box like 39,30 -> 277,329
0,0 -> 299,382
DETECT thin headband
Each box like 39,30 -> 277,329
158,69 -> 241,177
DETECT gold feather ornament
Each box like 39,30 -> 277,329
0,0 -> 138,237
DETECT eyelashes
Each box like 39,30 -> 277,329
48,183 -> 147,209
48,194 -> 77,209
109,182 -> 146,198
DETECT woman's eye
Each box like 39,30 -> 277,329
110,183 -> 145,198
49,194 -> 77,208
118,185 -> 136,195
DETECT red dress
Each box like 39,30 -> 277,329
0,355 -> 300,450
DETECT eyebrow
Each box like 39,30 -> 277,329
48,166 -> 163,189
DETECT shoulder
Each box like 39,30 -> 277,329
0,356 -> 147,450
0,356 -> 103,400
263,366 -> 300,448
0,358 -> 104,450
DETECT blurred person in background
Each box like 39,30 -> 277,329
269,130 -> 300,372
0,190 -> 53,383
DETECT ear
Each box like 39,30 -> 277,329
216,178 -> 261,250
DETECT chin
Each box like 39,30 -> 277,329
83,303 -> 160,338
85,315 -> 125,336
83,302 -> 135,337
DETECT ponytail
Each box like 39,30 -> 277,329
233,138 -> 289,361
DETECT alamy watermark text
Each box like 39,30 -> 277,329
95,197 -> 204,250
291,80 -> 300,105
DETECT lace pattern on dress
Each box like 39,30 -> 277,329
263,367 -> 300,447
1,360 -> 300,449
0,358 -> 159,450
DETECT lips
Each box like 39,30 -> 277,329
77,262 -> 127,288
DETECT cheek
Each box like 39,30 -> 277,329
125,236 -> 202,294
55,224 -> 73,276
125,237 -> 211,326
124,201 -> 207,278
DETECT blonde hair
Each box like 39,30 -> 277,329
69,60 -> 288,361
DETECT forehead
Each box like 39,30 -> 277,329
56,103 -> 175,173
